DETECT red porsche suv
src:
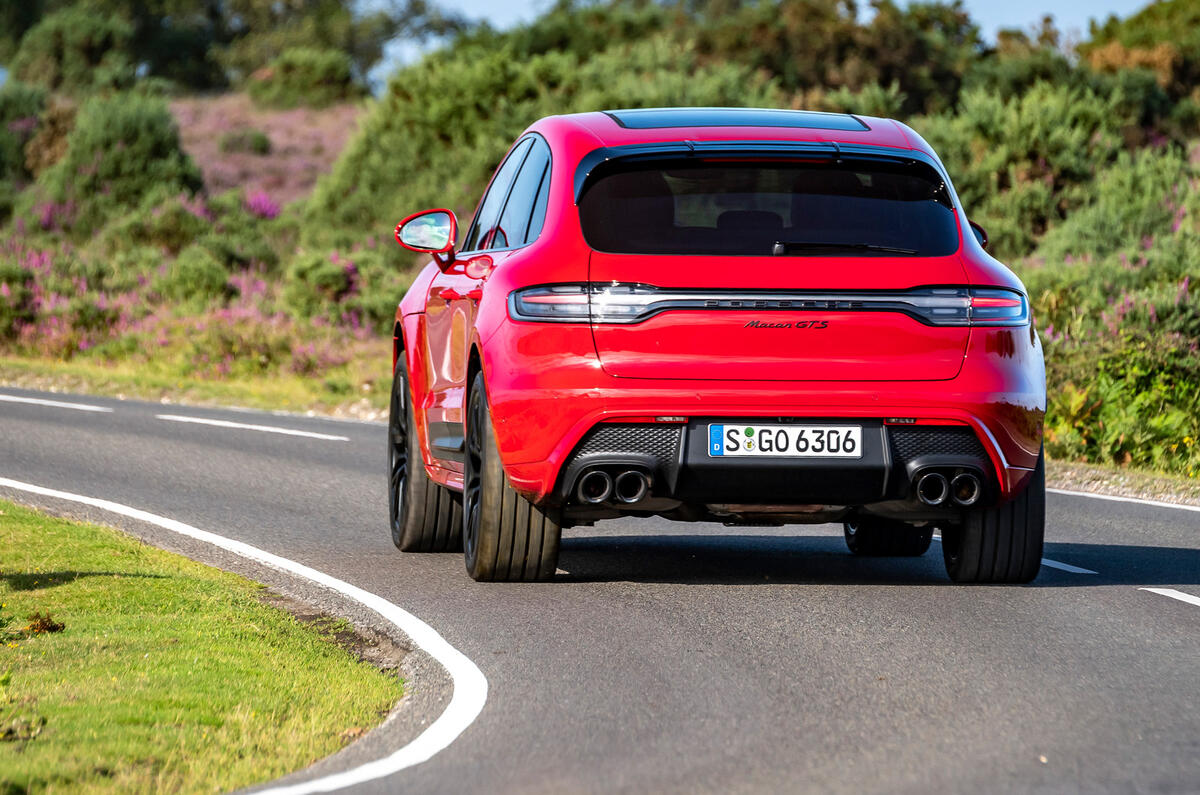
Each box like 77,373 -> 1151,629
389,108 -> 1046,584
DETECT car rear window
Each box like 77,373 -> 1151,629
578,159 -> 960,256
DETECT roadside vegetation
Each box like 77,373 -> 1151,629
0,0 -> 1196,477
0,499 -> 403,792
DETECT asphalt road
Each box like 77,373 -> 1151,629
2,386 -> 1199,794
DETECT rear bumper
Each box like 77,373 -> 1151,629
482,322 -> 1045,505
556,418 -> 998,508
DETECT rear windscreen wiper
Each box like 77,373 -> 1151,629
772,241 -> 919,256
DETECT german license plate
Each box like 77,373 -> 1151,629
707,424 -> 862,458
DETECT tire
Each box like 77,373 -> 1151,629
941,448 -> 1045,584
388,358 -> 462,552
462,371 -> 561,582
844,518 -> 933,556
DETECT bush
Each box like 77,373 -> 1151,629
282,251 -> 354,319
218,128 -> 272,155
0,261 -> 35,339
9,9 -> 136,95
23,96 -> 76,178
815,81 -> 907,118
247,48 -> 363,109
0,81 -> 47,183
157,245 -> 231,304
35,93 -> 203,236
96,190 -> 213,256
305,35 -> 781,247
1036,147 -> 1190,262
914,81 -> 1130,259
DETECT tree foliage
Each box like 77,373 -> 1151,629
9,9 -> 137,95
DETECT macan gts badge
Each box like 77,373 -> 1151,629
388,107 -> 1046,584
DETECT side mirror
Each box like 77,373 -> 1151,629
395,209 -> 457,265
969,220 -> 988,250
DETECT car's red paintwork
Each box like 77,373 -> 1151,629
393,111 -> 1045,505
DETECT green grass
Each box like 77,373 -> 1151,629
0,500 -> 403,793
0,353 -> 391,417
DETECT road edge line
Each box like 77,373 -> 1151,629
0,393 -> 112,412
0,476 -> 486,794
155,413 -> 351,442
1048,488 -> 1200,513
1139,588 -> 1200,609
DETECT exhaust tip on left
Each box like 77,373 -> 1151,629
576,470 -> 612,504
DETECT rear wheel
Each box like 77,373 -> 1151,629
941,449 -> 1045,583
844,519 -> 933,556
463,371 -> 561,582
388,359 -> 462,552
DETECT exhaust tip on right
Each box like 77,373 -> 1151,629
915,472 -> 949,506
950,473 -> 981,506
614,470 -> 651,504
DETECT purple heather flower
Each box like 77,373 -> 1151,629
244,190 -> 280,220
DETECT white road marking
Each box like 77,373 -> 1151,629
1038,558 -> 1098,575
929,535 -> 1096,575
1140,588 -> 1200,609
156,414 -> 349,441
0,477 -> 487,794
1049,488 -> 1200,514
0,394 -> 112,412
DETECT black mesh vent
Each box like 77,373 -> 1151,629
564,423 -> 683,487
573,424 -> 681,464
888,426 -> 987,463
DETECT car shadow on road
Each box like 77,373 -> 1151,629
0,570 -> 168,591
556,535 -> 1200,586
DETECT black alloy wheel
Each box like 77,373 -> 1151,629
388,358 -> 462,552
462,371 -> 561,582
941,447 -> 1045,583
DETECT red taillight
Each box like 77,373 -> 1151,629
968,289 -> 1029,326
508,284 -> 1029,327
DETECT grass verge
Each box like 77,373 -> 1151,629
1046,457 -> 1200,507
0,500 -> 403,793
0,353 -> 390,421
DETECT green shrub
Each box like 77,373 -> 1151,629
1036,147 -> 1190,262
200,190 -> 284,270
0,261 -> 35,339
23,96 -> 76,178
96,190 -> 213,256
35,93 -> 203,236
9,8 -> 136,95
218,128 -> 272,155
0,81 -> 47,183
305,35 -> 781,247
0,179 -> 15,224
817,81 -> 907,118
915,81 -> 1129,258
247,48 -> 363,109
157,245 -> 231,304
282,251 -> 353,319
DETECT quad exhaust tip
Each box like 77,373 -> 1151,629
951,472 -> 981,506
915,472 -> 949,506
577,470 -> 612,504
614,470 -> 651,504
